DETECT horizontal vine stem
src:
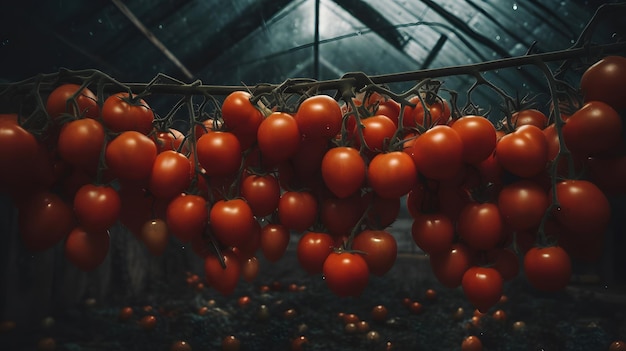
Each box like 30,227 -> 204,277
1,41 -> 625,97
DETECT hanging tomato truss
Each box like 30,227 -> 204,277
1,3 -> 626,309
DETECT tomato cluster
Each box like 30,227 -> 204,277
1,55 -> 625,311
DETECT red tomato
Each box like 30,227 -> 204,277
196,131 -> 242,176
429,243 -> 473,288
411,213 -> 454,255
204,249 -> 241,296
403,96 -> 450,128
457,202 -> 503,251
57,118 -> 105,174
375,100 -> 400,126
210,199 -> 256,248
240,174 -> 280,217
411,125 -> 464,180
322,251 -> 369,297
260,223 -> 290,262
221,91 -> 264,150
105,131 -> 157,181
153,128 -> 187,154
233,221 -> 261,259
73,184 -> 121,231
550,180 -> 611,237
321,146 -> 365,198
45,84 -> 98,120
524,246 -> 571,292
352,115 -> 397,153
0,120 -> 39,187
166,194 -> 208,242
496,125 -> 548,178
497,180 -> 549,231
18,192 -> 75,252
64,227 -> 110,271
367,151 -> 417,199
140,218 -> 169,256
295,95 -> 342,140
580,55 -> 626,110
241,256 -> 259,282
102,93 -> 154,134
297,232 -> 334,274
351,230 -> 397,276
320,194 -> 363,237
148,150 -> 191,199
257,112 -> 301,163
450,115 -> 497,164
461,335 -> 483,351
462,266 -> 503,313
278,191 -> 317,232
562,101 -> 622,156
510,109 -> 548,129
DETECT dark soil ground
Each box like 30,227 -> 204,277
1,252 -> 625,351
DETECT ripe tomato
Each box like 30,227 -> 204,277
450,115 -> 497,164
374,100 -> 400,126
411,125 -> 464,180
461,335 -> 483,351
497,180 -> 549,231
411,213 -> 454,255
403,96 -> 450,128
101,93 -> 154,134
320,194 -> 363,237
562,101 -> 622,156
295,95 -> 342,140
45,83 -> 98,120
166,194 -> 208,242
73,184 -> 121,231
241,256 -> 260,282
580,55 -> 626,110
233,220 -> 261,259
351,230 -> 397,276
550,180 -> 611,237
240,173 -> 280,217
429,243 -> 473,288
140,218 -> 169,256
196,131 -> 242,176
57,118 -> 105,174
105,131 -> 157,181
278,191 -> 317,232
367,151 -> 417,199
148,150 -> 191,199
352,115 -> 396,153
524,246 -> 571,292
64,227 -> 110,271
321,146 -> 365,198
204,249 -> 241,296
153,128 -> 187,154
322,251 -> 369,297
462,266 -> 503,313
257,112 -> 301,163
0,119 -> 39,187
18,191 -> 75,252
221,91 -> 264,150
297,231 -> 334,274
510,109 -> 548,129
496,125 -> 548,178
210,199 -> 256,248
457,202 -> 503,251
260,223 -> 290,262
